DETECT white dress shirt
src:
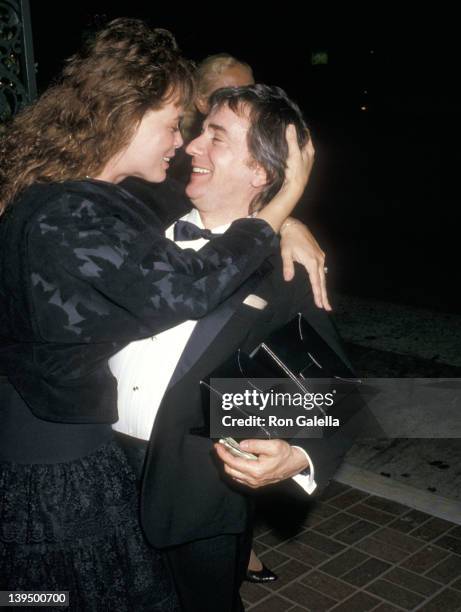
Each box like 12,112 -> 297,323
109,209 -> 208,438
109,208 -> 316,494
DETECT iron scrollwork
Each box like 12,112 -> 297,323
0,0 -> 36,123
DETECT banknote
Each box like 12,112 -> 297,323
218,436 -> 258,461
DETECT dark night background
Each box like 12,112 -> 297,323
28,4 -> 460,315
7,5 -> 461,589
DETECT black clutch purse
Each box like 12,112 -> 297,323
199,314 -> 366,441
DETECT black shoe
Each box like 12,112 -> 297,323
245,563 -> 278,583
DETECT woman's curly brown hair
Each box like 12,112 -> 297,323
0,18 -> 195,214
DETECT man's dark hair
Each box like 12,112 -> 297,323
209,84 -> 310,211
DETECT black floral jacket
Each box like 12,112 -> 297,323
0,179 -> 276,423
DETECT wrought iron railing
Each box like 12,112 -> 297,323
0,0 -> 36,123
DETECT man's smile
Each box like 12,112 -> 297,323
191,166 -> 212,174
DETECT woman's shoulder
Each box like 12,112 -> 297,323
32,179 -> 127,211
3,180 -> 163,259
14,179 -> 164,256
12,179 -> 114,215
14,179 -> 147,227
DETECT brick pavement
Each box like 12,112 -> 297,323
241,481 -> 461,611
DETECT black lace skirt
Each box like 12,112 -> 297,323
0,440 -> 179,612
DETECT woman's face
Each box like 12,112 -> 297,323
97,101 -> 184,184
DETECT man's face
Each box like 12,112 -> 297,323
185,104 -> 265,220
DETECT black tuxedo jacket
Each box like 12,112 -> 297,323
141,255 -> 361,549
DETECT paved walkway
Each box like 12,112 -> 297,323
241,296 -> 461,610
242,482 -> 461,611
333,294 -> 461,368
335,294 -> 461,512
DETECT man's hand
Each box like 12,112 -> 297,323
214,439 -> 308,488
279,219 -> 331,310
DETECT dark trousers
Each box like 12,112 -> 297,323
115,431 -> 252,612
165,526 -> 252,612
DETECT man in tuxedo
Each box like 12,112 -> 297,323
110,85 -> 360,611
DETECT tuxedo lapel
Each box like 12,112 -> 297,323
167,262 -> 273,389
167,298 -> 236,388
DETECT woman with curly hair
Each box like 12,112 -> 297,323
0,17 -> 314,611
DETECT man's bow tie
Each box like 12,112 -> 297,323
174,220 -> 222,242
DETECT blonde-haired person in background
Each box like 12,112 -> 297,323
181,53 -> 254,142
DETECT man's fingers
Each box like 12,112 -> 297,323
222,462 -> 270,489
215,441 -> 295,488
222,464 -> 259,487
215,442 -> 277,485
239,438 -> 285,456
217,450 -> 264,488
214,443 -> 261,474
233,477 -> 252,487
